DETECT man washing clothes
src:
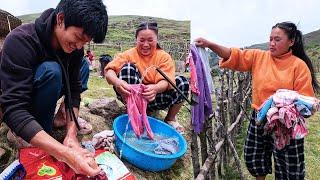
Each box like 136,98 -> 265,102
0,0 -> 108,176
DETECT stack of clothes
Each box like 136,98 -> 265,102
256,89 -> 320,150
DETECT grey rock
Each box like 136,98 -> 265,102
88,98 -> 125,120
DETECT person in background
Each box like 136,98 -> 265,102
85,50 -> 95,65
195,22 -> 319,179
105,22 -> 189,134
99,54 -> 112,77
0,0 -> 108,176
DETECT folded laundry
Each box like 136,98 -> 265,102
256,89 -> 319,150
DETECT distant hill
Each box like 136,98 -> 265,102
18,13 -> 41,24
304,29 -> 320,48
18,13 -> 190,61
248,28 -> 320,50
18,13 -> 190,43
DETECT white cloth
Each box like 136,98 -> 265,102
197,47 -> 214,93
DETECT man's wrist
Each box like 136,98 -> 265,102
66,121 -> 78,136
53,145 -> 70,162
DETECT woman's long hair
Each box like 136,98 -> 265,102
273,22 -> 320,93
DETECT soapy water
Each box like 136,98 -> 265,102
124,131 -> 179,154
119,119 -> 179,158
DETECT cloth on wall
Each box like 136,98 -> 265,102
185,53 -> 200,96
190,44 -> 213,134
196,47 -> 214,93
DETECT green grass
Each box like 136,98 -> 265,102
82,75 -> 116,99
304,113 -> 320,179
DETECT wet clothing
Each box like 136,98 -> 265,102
126,84 -> 154,139
115,63 -> 189,111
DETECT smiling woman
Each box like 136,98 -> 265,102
105,22 -> 189,134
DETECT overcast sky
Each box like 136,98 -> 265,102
1,0 -> 319,47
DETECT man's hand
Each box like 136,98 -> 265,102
63,133 -> 100,176
30,130 -> 101,177
63,147 -> 101,176
63,134 -> 81,149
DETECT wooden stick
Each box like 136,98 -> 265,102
196,85 -> 251,179
227,136 -> 246,180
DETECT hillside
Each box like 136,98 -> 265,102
304,29 -> 320,48
18,13 -> 190,62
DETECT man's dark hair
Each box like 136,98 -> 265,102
55,0 -> 108,43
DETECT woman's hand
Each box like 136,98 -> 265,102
142,84 -> 158,102
194,37 -> 211,48
115,79 -> 131,98
194,37 -> 231,59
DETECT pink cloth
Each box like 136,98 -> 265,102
126,84 -> 154,139
186,53 -> 200,95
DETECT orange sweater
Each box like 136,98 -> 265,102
105,47 -> 176,86
220,48 -> 315,110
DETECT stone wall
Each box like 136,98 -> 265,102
0,9 -> 22,37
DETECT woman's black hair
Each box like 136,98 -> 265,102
135,22 -> 161,49
273,21 -> 320,93
55,0 -> 108,43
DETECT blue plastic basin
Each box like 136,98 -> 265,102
113,114 -> 187,172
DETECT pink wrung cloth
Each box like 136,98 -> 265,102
126,84 -> 154,139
